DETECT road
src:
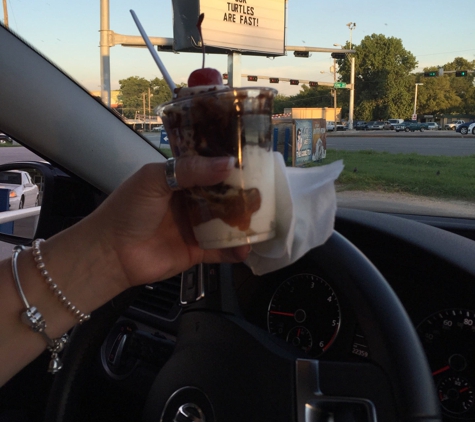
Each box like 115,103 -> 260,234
0,133 -> 473,259
327,130 -> 475,156
1,131 -> 474,163
0,147 -> 44,165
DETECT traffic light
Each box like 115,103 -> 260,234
455,70 -> 468,77
424,71 -> 437,77
309,81 -> 318,87
290,79 -> 299,85
294,51 -> 309,58
269,77 -> 279,83
222,73 -> 228,80
331,52 -> 345,59
247,75 -> 258,82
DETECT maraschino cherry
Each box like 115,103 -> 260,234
187,13 -> 223,87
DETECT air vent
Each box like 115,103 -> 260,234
130,275 -> 182,321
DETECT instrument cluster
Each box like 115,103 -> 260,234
240,270 -> 475,421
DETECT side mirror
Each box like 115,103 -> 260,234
0,162 -> 104,245
0,165 -> 43,239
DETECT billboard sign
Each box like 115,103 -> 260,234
295,120 -> 313,166
273,118 -> 327,167
172,0 -> 286,56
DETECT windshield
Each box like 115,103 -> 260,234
1,0 -> 474,220
0,172 -> 21,185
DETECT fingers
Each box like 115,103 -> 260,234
133,155 -> 235,199
175,155 -> 235,189
203,244 -> 251,264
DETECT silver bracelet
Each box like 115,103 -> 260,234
11,245 -> 69,374
32,239 -> 91,324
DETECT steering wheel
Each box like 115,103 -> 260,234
46,231 -> 442,422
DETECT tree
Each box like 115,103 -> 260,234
118,76 -> 174,118
416,69 -> 461,116
415,58 -> 475,116
273,85 -> 334,114
338,34 -> 417,120
444,57 -> 475,114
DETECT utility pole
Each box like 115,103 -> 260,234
348,56 -> 355,130
333,58 -> 337,124
142,92 -> 146,131
2,0 -> 8,28
148,87 -> 151,131
413,83 -> 423,119
99,0 -> 111,107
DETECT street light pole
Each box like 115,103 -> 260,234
348,56 -> 355,130
148,87 -> 151,131
346,22 -> 356,49
2,0 -> 8,28
333,58 -> 337,124
413,83 -> 423,120
142,92 -> 146,130
99,0 -> 111,107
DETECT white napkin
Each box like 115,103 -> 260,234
245,153 -> 344,275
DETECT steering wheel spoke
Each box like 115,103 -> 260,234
297,358 -> 401,421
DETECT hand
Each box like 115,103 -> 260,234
85,155 -> 250,289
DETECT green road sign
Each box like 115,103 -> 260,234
334,82 -> 347,88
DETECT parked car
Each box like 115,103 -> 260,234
382,121 -> 393,130
445,120 -> 465,130
151,125 -> 164,132
364,121 -> 385,130
326,120 -> 335,131
0,133 -> 12,144
336,123 -> 347,131
394,121 -> 428,132
456,121 -> 475,135
387,119 -> 404,126
466,122 -> 475,135
0,170 -> 39,210
3,8 -> 475,422
425,122 -> 439,130
354,120 -> 366,130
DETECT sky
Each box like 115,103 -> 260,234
3,0 -> 475,97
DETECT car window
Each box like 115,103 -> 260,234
1,1 -> 474,220
0,171 -> 21,184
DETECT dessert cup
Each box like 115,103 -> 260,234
157,87 -> 277,249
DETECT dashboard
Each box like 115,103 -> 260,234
178,208 -> 475,421
48,207 -> 475,422
235,259 -> 475,421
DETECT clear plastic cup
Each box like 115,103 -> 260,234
157,87 -> 277,249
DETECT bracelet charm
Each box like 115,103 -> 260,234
11,245 -> 70,374
20,306 -> 47,333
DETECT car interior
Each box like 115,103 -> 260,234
1,21 -> 475,422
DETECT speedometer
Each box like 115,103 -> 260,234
267,274 -> 340,357
417,309 -> 475,417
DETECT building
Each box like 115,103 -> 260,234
283,107 -> 341,122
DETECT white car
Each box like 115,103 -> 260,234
467,122 -> 475,135
152,125 -> 164,132
0,170 -> 39,210
326,121 -> 335,131
425,122 -> 439,130
0,132 -> 12,143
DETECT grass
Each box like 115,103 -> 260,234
61,145 -> 475,203
311,149 -> 475,202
